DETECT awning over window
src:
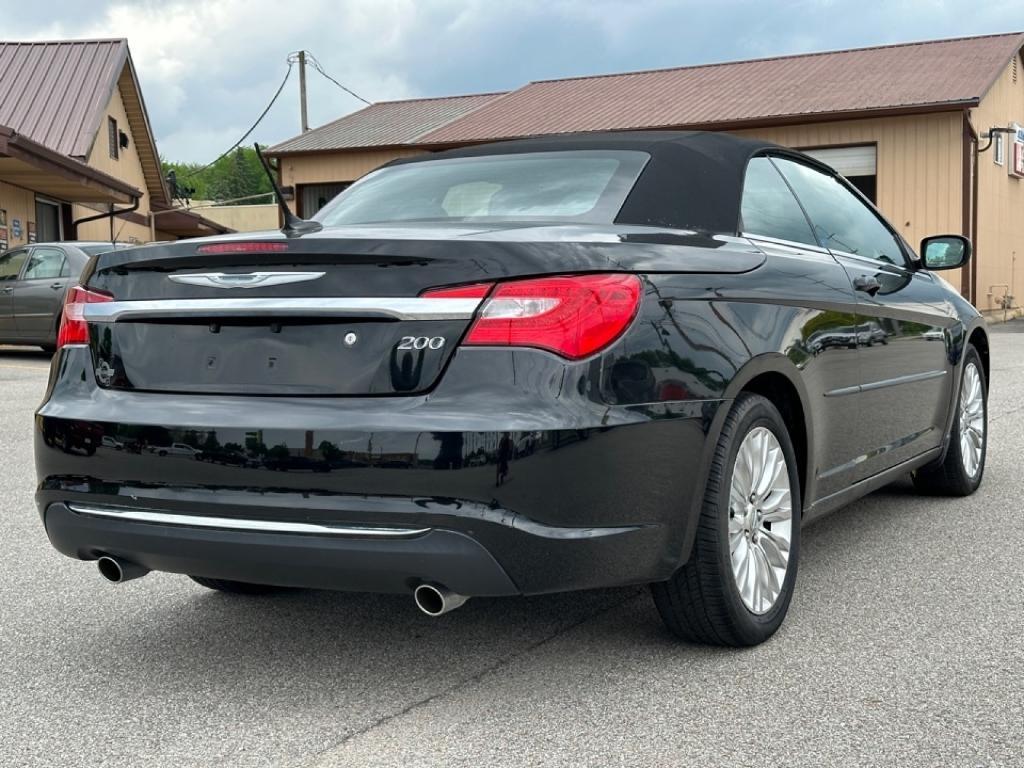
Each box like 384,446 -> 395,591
0,125 -> 140,204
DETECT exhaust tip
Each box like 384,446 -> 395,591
97,555 -> 124,582
97,555 -> 148,583
414,584 -> 446,616
414,583 -> 468,616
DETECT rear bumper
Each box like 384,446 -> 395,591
35,347 -> 724,595
43,502 -> 519,595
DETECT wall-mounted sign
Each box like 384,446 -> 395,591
11,218 -> 21,239
27,221 -> 36,244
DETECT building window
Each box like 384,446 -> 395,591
994,133 -> 1005,166
108,116 -> 119,160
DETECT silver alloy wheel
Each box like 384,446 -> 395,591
728,426 -> 793,615
959,362 -> 985,479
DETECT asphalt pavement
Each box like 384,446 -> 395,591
2,333 -> 1022,768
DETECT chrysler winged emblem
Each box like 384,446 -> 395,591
168,271 -> 326,289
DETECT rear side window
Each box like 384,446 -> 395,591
740,157 -> 817,247
315,150 -> 649,225
0,249 -> 28,281
22,248 -> 66,280
773,158 -> 905,265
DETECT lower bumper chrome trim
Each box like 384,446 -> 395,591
66,503 -> 431,538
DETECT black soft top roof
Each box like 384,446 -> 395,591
388,131 -> 822,234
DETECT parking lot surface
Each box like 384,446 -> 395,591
2,333 -> 1022,768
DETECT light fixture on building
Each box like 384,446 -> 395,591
118,129 -> 130,149
978,126 -> 1017,153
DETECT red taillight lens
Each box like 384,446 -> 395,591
57,286 -> 113,348
462,274 -> 642,360
195,242 -> 289,255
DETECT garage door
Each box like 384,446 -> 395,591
800,145 -> 877,177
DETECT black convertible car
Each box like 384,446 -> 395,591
35,132 -> 988,646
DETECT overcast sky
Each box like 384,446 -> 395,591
10,0 -> 1024,163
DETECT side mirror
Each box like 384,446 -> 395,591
920,235 -> 971,270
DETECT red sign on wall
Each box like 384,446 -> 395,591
1012,139 -> 1024,178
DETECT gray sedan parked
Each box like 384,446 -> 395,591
0,241 -> 131,351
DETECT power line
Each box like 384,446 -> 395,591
180,61 -> 294,180
298,51 -> 372,105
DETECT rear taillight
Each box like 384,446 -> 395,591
445,274 -> 641,360
57,286 -> 113,348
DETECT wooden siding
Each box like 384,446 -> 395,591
74,81 -> 154,244
278,148 -> 427,192
968,53 -> 1024,315
0,180 -> 37,248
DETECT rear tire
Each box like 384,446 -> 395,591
189,576 -> 279,595
912,345 -> 987,496
651,393 -> 801,646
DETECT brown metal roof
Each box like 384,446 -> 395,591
0,39 -> 128,158
420,32 -> 1024,144
265,92 -> 505,155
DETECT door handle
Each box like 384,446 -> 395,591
50,282 -> 63,290
1,286 -> 12,294
853,275 -> 882,296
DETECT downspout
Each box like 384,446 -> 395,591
71,196 -> 141,240
971,127 -> 980,308
962,112 -> 978,303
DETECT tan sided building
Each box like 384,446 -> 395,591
267,32 -> 1024,318
0,39 -> 229,249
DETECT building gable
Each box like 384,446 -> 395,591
0,39 -> 168,205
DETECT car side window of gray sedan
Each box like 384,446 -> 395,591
740,157 -> 819,248
0,249 -> 28,281
22,248 -> 67,280
772,157 -> 906,266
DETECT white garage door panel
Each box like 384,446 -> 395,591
801,145 -> 877,177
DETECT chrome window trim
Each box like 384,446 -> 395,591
743,232 -> 833,256
67,503 -> 431,538
82,297 -> 484,322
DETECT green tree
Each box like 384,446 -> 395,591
161,146 -> 273,205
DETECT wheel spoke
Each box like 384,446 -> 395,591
760,488 -> 792,522
758,527 -> 790,569
754,544 -> 780,605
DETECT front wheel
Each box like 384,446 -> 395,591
912,346 -> 987,496
651,393 -> 801,646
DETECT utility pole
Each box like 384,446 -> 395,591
298,50 -> 309,133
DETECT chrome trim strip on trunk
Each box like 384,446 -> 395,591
82,297 -> 483,322
67,503 -> 431,538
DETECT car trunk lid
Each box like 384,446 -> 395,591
81,225 -> 764,397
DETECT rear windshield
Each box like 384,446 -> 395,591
314,150 -> 649,226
